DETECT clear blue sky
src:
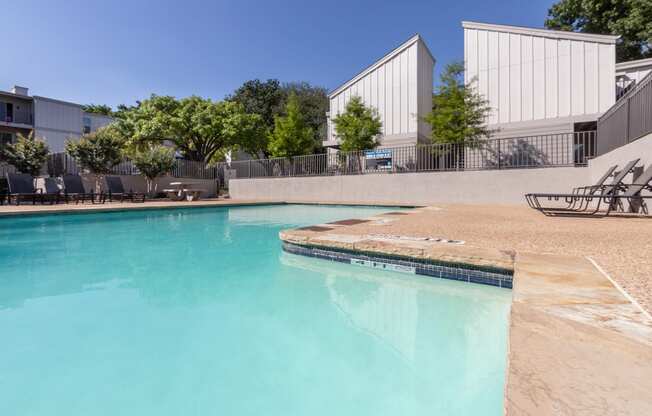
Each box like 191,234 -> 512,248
2,0 -> 555,108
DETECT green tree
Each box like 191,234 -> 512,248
424,62 -> 493,146
66,125 -> 126,191
545,0 -> 652,62
0,131 -> 49,176
332,96 -> 382,152
129,145 -> 176,195
82,104 -> 114,116
268,93 -> 314,158
116,95 -> 263,163
228,79 -> 329,157
227,79 -> 284,157
281,82 -> 329,150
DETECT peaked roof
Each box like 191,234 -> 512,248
462,21 -> 619,44
329,34 -> 435,98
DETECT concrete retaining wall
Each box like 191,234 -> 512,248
229,167 -> 589,205
588,132 -> 652,184
229,132 -> 652,206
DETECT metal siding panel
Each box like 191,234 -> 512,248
408,43 -> 418,133
393,54 -> 401,134
477,30 -> 488,101
509,33 -> 521,122
466,29 -> 478,83
370,71 -> 377,112
571,41 -> 585,115
385,61 -> 394,135
521,35 -> 533,121
584,42 -> 599,114
599,43 -> 615,112
378,64 -> 385,134
545,38 -> 558,118
400,49 -> 409,133
558,39 -> 571,117
499,32 -> 510,123
487,31 -> 500,124
533,37 -> 546,119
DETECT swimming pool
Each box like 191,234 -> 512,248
0,204 -> 511,415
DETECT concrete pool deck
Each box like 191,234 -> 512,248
279,206 -> 652,415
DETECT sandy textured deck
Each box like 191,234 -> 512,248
279,206 -> 652,415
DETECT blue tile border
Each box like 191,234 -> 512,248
282,242 -> 513,289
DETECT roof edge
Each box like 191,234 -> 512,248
616,57 -> 652,71
328,34 -> 435,98
461,21 -> 619,44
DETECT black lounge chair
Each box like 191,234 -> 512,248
5,173 -> 42,205
609,164 -> 652,215
41,177 -> 63,205
525,158 -> 640,216
104,176 -> 146,203
62,174 -> 97,204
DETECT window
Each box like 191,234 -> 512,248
0,132 -> 14,146
83,117 -> 91,134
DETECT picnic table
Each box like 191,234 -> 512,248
162,182 -> 207,201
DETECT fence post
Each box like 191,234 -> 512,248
248,160 -> 252,178
626,95 -> 631,144
497,140 -> 501,169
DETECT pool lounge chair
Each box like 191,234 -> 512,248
62,174 -> 98,204
41,177 -> 63,205
525,159 -> 640,216
5,173 -> 42,205
104,176 -> 146,203
609,164 -> 652,215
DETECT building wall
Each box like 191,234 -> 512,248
33,97 -> 84,152
326,36 -> 435,147
87,113 -> 114,131
616,58 -> 652,85
463,22 -> 617,132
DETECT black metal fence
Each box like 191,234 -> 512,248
219,131 -> 596,183
45,153 -> 220,180
598,71 -> 652,155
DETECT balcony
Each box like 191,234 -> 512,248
0,114 -> 33,126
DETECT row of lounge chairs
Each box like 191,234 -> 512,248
1,173 -> 146,205
526,158 -> 652,216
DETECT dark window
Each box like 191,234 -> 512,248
83,117 -> 91,134
0,132 -> 13,146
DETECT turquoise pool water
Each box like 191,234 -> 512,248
0,204 -> 511,416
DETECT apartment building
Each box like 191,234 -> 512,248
0,85 -> 113,152
324,34 -> 435,152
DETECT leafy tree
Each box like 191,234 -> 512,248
228,79 -> 329,157
66,125 -> 126,174
227,79 -> 284,157
82,104 -> 114,116
281,82 -> 329,150
129,145 -> 176,195
545,0 -> 652,62
332,96 -> 382,152
116,95 -> 264,163
0,131 -> 49,176
268,92 -> 314,158
424,62 -> 493,147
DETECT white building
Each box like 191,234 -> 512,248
0,85 -> 113,152
324,34 -> 435,151
615,57 -> 652,97
462,21 -> 619,137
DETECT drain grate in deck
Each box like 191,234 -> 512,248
383,212 -> 409,215
328,219 -> 370,226
298,225 -> 334,232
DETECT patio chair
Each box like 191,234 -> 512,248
62,174 -> 97,204
525,158 -> 640,216
41,177 -> 63,205
104,176 -> 146,203
608,164 -> 652,215
5,173 -> 42,205
525,164 -> 619,213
